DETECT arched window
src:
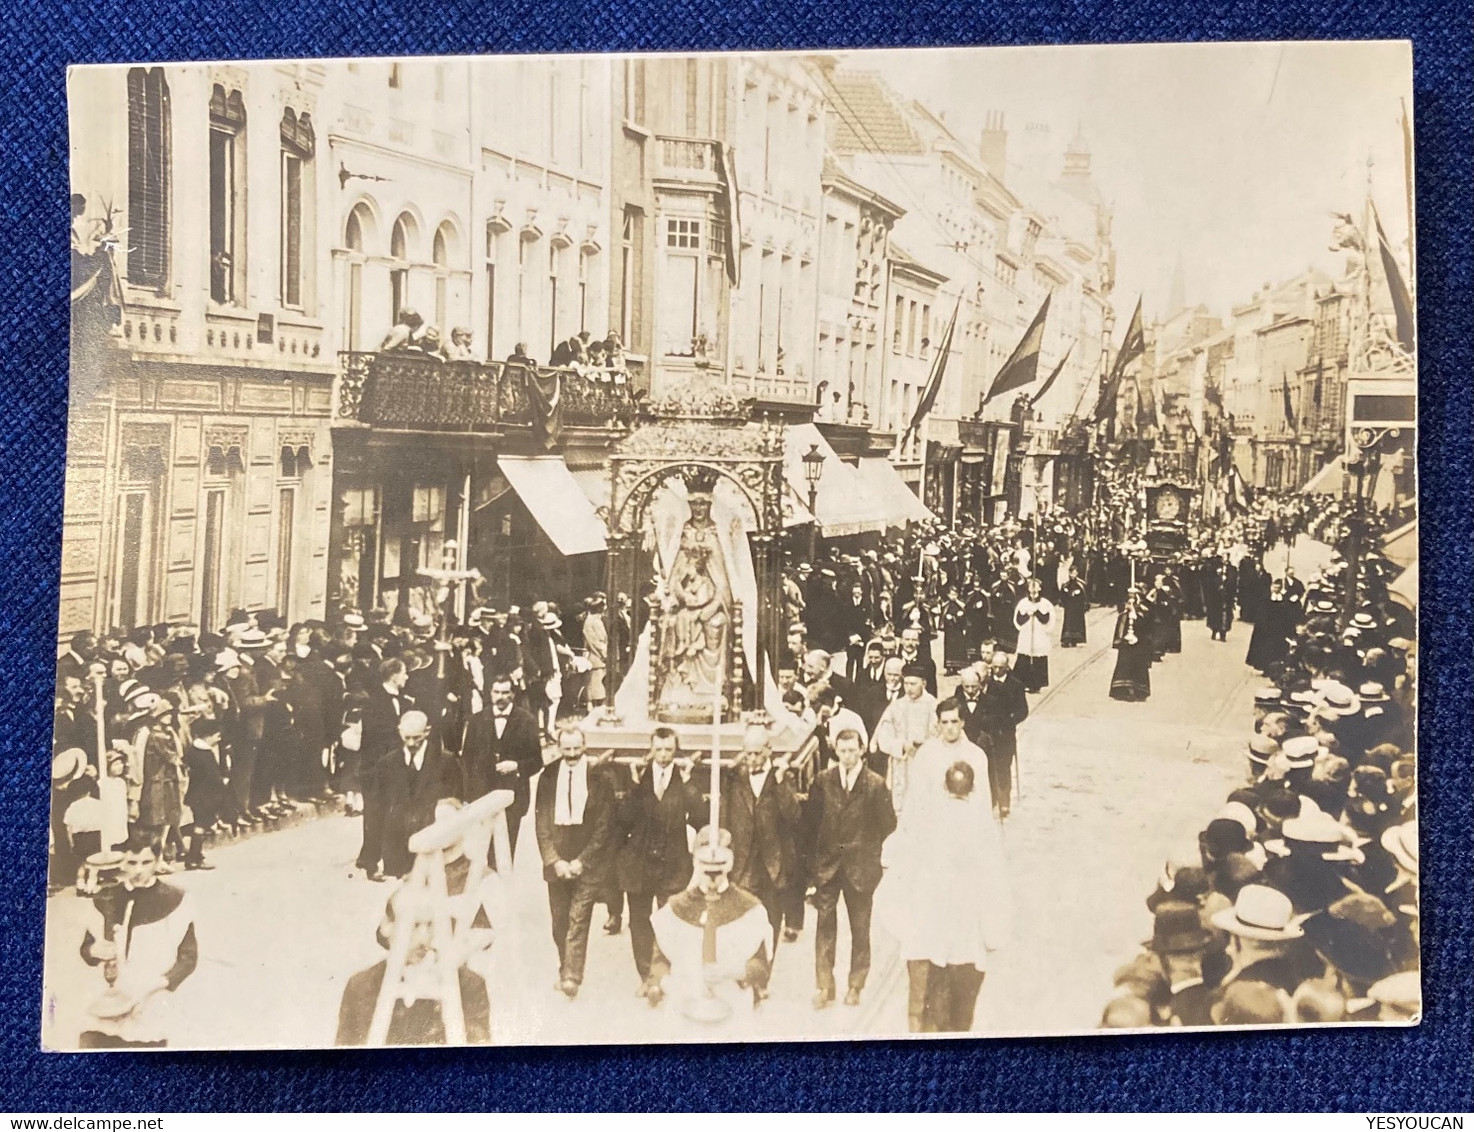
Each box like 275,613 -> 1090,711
208,84 -> 248,304
389,212 -> 416,323
343,202 -> 375,350
126,67 -> 171,288
432,223 -> 450,331
279,107 -> 315,308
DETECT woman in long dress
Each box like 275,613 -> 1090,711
1012,578 -> 1055,693
1059,566 -> 1088,648
1109,591 -> 1152,702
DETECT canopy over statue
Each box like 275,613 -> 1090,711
584,371 -> 811,757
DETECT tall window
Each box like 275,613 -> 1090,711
623,60 -> 646,126
548,243 -> 560,356
577,248 -> 590,333
279,107 -> 315,309
208,85 -> 247,304
548,64 -> 559,164
516,236 -> 529,350
344,204 -> 370,351
432,223 -> 450,332
662,216 -> 704,356
684,59 -> 699,135
484,225 -> 499,359
620,206 -> 643,348
893,295 -> 905,353
126,67 -> 170,289
390,213 -> 414,324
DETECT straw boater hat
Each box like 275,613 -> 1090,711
1367,970 -> 1420,1018
1318,684 -> 1362,717
1248,734 -> 1280,774
1381,821 -> 1418,875
1210,884 -> 1306,942
235,627 -> 268,650
52,748 -> 88,785
1351,612 -> 1378,631
340,610 -> 368,631
214,648 -> 241,672
1279,735 -> 1321,770
1358,681 -> 1391,704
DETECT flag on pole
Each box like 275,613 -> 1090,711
1028,344 -> 1072,409
1227,464 -> 1250,515
982,293 -> 1051,405
1372,202 -> 1416,355
1281,374 -> 1297,431
716,146 -> 743,287
901,298 -> 960,446
1093,297 -> 1145,422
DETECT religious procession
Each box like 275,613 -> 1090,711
47,48 -> 1418,1049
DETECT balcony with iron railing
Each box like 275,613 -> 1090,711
335,351 -> 637,434
654,136 -> 723,186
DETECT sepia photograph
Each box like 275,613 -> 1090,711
48,39 -> 1418,1051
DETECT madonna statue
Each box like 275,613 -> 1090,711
653,472 -> 734,722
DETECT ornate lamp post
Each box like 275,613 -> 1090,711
802,442 -> 826,564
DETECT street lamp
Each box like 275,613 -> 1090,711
802,442 -> 826,564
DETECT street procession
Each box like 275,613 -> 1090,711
46,44 -> 1418,1049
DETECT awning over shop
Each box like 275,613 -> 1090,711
783,424 -> 886,537
1380,519 -> 1417,569
856,457 -> 936,527
496,456 -> 608,556
1389,562 -> 1417,610
1300,458 -> 1344,496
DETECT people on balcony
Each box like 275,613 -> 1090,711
444,327 -> 476,363
380,308 -> 426,353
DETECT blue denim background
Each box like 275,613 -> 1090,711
1,0 -> 1468,1112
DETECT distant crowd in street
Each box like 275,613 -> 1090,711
1103,499 -> 1419,1030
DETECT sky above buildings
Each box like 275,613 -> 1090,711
860,40 -> 1413,325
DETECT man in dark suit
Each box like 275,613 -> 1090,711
534,726 -> 617,999
722,723 -> 802,955
848,640 -> 889,742
356,657 -> 413,881
809,728 -> 896,1008
55,630 -> 96,695
616,726 -> 701,999
975,651 -> 1030,819
462,675 -> 545,867
375,710 -> 463,879
955,665 -> 989,748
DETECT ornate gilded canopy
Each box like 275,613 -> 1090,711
606,373 -> 787,537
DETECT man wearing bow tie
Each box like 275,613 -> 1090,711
534,727 -> 616,999
722,724 -> 802,956
378,710 -> 463,879
615,727 -> 702,1001
462,675 -> 545,867
356,658 -> 415,882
